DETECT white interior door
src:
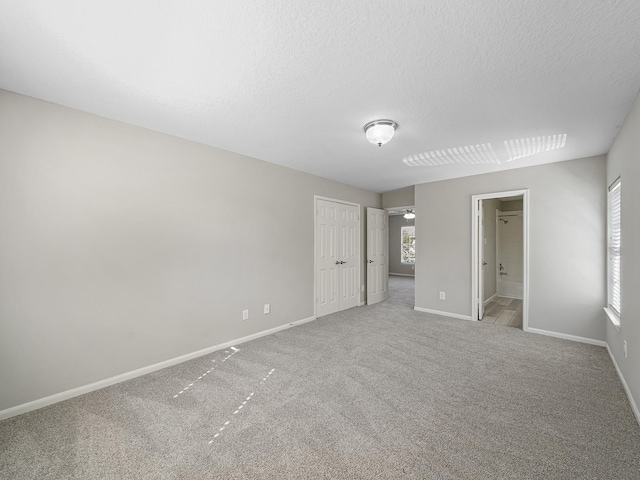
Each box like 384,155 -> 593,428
478,199 -> 485,320
316,198 -> 360,317
316,199 -> 340,317
367,207 -> 389,305
339,204 -> 360,310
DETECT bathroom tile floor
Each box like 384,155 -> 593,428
482,297 -> 523,329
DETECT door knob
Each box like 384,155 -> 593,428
368,260 -> 374,263
482,262 -> 488,266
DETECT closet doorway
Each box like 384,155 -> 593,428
314,196 -> 361,317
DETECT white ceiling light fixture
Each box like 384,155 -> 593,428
404,209 -> 415,219
364,119 -> 398,147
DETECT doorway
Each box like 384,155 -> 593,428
386,206 -> 415,309
471,191 -> 528,330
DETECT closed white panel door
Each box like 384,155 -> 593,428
339,204 -> 360,310
367,207 -> 389,305
316,200 -> 340,317
316,199 -> 360,316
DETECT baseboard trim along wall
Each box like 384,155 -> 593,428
0,315 -> 317,421
414,307 -> 473,322
389,273 -> 415,277
484,293 -> 498,305
526,327 -> 607,347
606,344 -> 640,427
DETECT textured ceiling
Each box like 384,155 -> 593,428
2,1 -> 640,193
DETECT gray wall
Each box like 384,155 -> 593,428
606,88 -> 640,415
0,90 -> 381,411
382,186 -> 414,209
482,199 -> 501,301
388,214 -> 415,276
500,199 -> 523,211
415,156 -> 606,340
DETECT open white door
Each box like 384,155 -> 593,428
478,199 -> 485,320
367,207 -> 388,305
316,199 -> 340,317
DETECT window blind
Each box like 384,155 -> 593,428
608,178 -> 621,316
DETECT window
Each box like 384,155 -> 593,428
607,177 -> 621,323
401,226 -> 415,264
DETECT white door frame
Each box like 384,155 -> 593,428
471,190 -> 529,331
314,195 -> 361,319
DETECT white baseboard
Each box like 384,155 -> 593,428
606,344 -> 640,427
0,315 -> 316,421
484,293 -> 498,305
414,306 -> 473,322
526,327 -> 606,347
389,273 -> 415,277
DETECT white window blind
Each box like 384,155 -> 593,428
608,178 -> 621,317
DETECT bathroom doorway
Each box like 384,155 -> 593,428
472,190 -> 529,330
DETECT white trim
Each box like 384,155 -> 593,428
526,327 -> 607,347
389,273 -> 415,277
414,306 -> 473,321
472,190 -> 529,331
314,195 -> 360,208
606,344 -> 640,427
0,315 -> 316,421
603,307 -> 621,332
484,293 -> 498,305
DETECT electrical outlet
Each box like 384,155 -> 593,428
242,310 -> 249,321
624,340 -> 628,358
264,304 -> 270,314
439,292 -> 446,300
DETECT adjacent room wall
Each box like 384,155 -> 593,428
382,186 -> 414,209
0,90 -> 381,412
482,199 -> 500,301
415,156 -> 606,341
500,199 -> 523,211
606,88 -> 640,419
388,215 -> 415,276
